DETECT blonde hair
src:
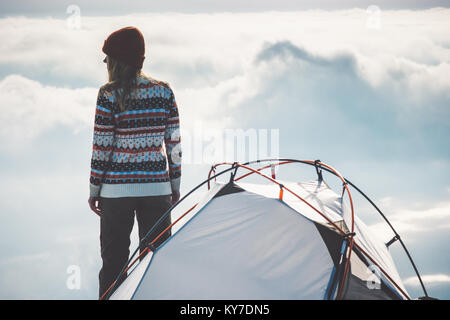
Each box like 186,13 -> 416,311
106,56 -> 141,112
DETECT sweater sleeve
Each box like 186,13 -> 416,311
89,87 -> 116,197
164,87 -> 182,192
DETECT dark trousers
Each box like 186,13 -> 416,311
98,195 -> 172,299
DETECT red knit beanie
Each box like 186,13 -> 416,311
102,26 -> 145,69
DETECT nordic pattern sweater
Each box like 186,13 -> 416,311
89,75 -> 181,198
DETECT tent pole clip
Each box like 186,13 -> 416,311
385,234 -> 401,248
343,232 -> 356,239
229,162 -> 239,183
314,159 -> 323,181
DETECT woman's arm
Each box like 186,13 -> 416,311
89,87 -> 116,201
164,87 -> 182,201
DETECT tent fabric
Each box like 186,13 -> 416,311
110,182 -> 225,300
235,180 -> 344,224
344,274 -> 399,300
351,215 -> 407,297
110,179 -> 408,300
236,180 -> 408,298
313,220 -> 402,300
314,221 -> 346,266
110,252 -> 152,300
343,248 -> 401,300
132,187 -> 334,299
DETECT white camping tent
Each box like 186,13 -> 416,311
109,163 -> 412,300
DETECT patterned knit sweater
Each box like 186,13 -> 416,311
89,74 -> 181,198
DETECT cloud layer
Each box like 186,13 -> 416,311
0,75 -> 96,152
404,274 -> 450,287
1,9 -> 449,159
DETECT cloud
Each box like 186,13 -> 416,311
1,10 -> 449,195
1,9 -> 450,90
214,40 -> 449,173
256,40 -> 357,72
1,10 -> 449,144
1,11 -> 449,185
2,0 -> 450,18
0,172 -> 103,299
0,252 -> 51,267
368,200 -> 450,239
0,74 -> 96,152
404,274 -> 450,287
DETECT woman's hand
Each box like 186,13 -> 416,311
171,190 -> 180,205
88,196 -> 102,217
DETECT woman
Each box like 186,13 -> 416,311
87,26 -> 182,299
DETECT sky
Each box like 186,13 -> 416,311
0,0 -> 449,299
